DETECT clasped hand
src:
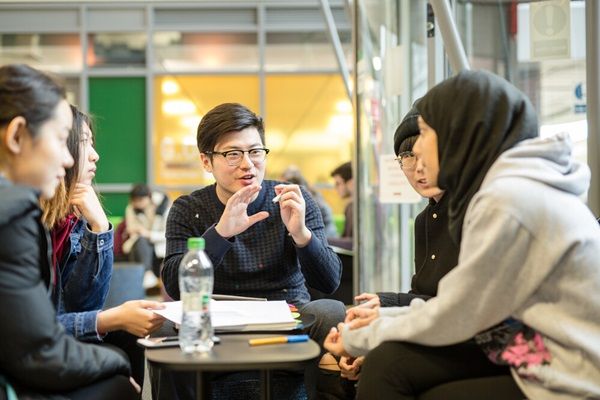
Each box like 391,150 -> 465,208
324,298 -> 381,357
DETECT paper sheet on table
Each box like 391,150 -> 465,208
153,300 -> 297,331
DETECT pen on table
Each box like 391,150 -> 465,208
248,335 -> 309,346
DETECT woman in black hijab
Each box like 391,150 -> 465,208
416,69 -> 538,244
325,70 -> 600,399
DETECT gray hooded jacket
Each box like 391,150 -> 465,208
343,134 -> 600,399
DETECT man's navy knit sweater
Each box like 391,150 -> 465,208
162,180 -> 342,305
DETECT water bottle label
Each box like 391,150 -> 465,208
201,293 -> 210,312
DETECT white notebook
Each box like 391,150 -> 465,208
154,300 -> 298,332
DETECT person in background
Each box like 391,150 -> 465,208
325,70 -> 600,399
40,105 -> 166,392
0,63 -> 138,399
160,102 -> 346,400
281,165 -> 338,239
123,183 -> 170,289
328,161 -> 353,250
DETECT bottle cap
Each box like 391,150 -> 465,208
187,237 -> 205,250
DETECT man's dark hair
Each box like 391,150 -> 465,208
196,103 -> 265,155
130,183 -> 151,199
330,161 -> 352,182
0,64 -> 66,137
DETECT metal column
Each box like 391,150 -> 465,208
320,0 -> 352,101
429,0 -> 470,73
586,0 -> 600,215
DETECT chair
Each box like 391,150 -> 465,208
308,246 -> 354,305
104,262 -> 145,309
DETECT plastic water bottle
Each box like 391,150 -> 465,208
178,237 -> 214,354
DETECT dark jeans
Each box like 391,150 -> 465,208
129,237 -> 156,273
356,340 -> 525,400
150,299 -> 347,400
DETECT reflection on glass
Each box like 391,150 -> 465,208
265,31 -> 352,71
153,75 -> 259,186
0,34 -> 82,72
153,32 -> 258,72
87,33 -> 146,68
456,1 -> 586,161
355,0 -> 428,294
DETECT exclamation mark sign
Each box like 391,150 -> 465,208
545,5 -> 555,35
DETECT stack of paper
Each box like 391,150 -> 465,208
154,300 -> 298,332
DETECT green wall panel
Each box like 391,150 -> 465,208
101,193 -> 129,219
89,77 -> 146,184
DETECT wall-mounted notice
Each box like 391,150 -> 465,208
379,154 -> 421,204
530,0 -> 570,60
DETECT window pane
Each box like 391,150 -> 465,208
153,32 -> 258,72
153,75 -> 259,187
456,1 -> 586,161
265,74 -> 352,214
0,33 -> 81,73
265,31 -> 351,71
87,33 -> 146,68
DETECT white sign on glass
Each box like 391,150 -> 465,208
530,0 -> 570,60
379,154 -> 421,204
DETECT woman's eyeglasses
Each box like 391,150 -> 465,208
395,151 -> 416,171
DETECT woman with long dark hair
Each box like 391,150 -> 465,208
40,105 -> 165,391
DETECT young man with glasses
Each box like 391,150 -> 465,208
159,102 -> 346,399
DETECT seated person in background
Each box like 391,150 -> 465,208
0,63 -> 137,399
325,70 -> 600,399
160,102 -> 346,400
328,161 -> 353,250
40,105 -> 165,391
281,165 -> 338,239
123,183 -> 170,288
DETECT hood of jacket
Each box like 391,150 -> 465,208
483,132 -> 590,198
0,176 -> 41,228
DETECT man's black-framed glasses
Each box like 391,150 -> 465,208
205,148 -> 270,166
395,151 -> 416,170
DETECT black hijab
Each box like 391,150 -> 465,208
415,70 -> 539,244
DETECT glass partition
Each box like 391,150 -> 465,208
264,73 -> 352,214
355,0 -> 428,294
456,1 -> 587,163
153,32 -> 259,72
153,75 -> 259,187
0,33 -> 82,73
265,31 -> 352,72
87,33 -> 147,68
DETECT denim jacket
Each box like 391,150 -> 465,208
54,218 -> 113,342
